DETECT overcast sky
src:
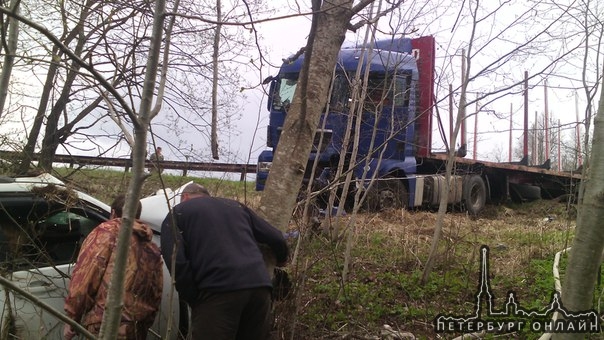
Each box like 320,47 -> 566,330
232,0 -> 599,169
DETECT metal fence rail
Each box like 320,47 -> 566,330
0,151 -> 257,178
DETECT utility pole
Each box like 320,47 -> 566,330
575,91 -> 582,167
460,50 -> 467,153
533,110 -> 538,165
473,93 -> 478,160
449,84 -> 454,152
544,80 -> 549,161
523,71 -> 529,164
557,119 -> 561,171
509,103 -> 513,163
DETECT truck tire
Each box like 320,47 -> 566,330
375,178 -> 408,211
463,175 -> 486,216
509,183 -> 541,202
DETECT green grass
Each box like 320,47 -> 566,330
51,167 -> 258,204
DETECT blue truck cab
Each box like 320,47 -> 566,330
256,36 -> 437,210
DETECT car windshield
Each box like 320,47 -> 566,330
0,193 -> 106,272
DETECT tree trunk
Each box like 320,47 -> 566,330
554,61 -> 604,340
38,6 -> 88,172
16,0 -> 92,174
257,0 -> 353,232
16,53 -> 59,174
210,0 -> 221,160
0,0 -> 20,118
97,0 -> 169,337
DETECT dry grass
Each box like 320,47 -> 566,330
275,199 -> 586,340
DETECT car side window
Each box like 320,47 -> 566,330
0,196 -> 106,271
36,211 -> 100,265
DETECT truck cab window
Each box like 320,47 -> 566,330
392,73 -> 412,108
364,73 -> 411,112
364,75 -> 392,112
273,73 -> 352,113
273,75 -> 298,111
328,74 -> 351,112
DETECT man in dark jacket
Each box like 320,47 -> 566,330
161,183 -> 288,340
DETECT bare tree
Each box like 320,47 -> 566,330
9,0 -> 147,174
554,1 -> 604,338
210,0 -> 222,160
1,0 -> 261,175
98,0 -> 172,337
257,0 -> 354,230
0,0 -> 19,117
554,60 -> 604,340
419,0 -> 592,283
0,0 -> 174,338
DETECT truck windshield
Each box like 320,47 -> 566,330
272,74 -> 298,111
271,73 -> 351,112
271,72 -> 410,112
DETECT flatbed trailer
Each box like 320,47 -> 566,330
409,154 -> 581,214
255,35 -> 582,214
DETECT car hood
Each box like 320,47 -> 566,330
139,181 -> 192,231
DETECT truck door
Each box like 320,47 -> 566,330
358,73 -> 411,164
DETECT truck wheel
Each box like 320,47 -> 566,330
376,178 -> 408,211
463,175 -> 486,216
509,183 -> 541,202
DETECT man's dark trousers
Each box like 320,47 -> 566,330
191,287 -> 272,340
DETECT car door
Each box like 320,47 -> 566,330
0,193 -> 108,339
0,193 -> 107,339
0,191 -> 183,340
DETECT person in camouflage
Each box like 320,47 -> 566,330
64,195 -> 163,340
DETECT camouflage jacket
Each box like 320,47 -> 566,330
64,218 -> 163,338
